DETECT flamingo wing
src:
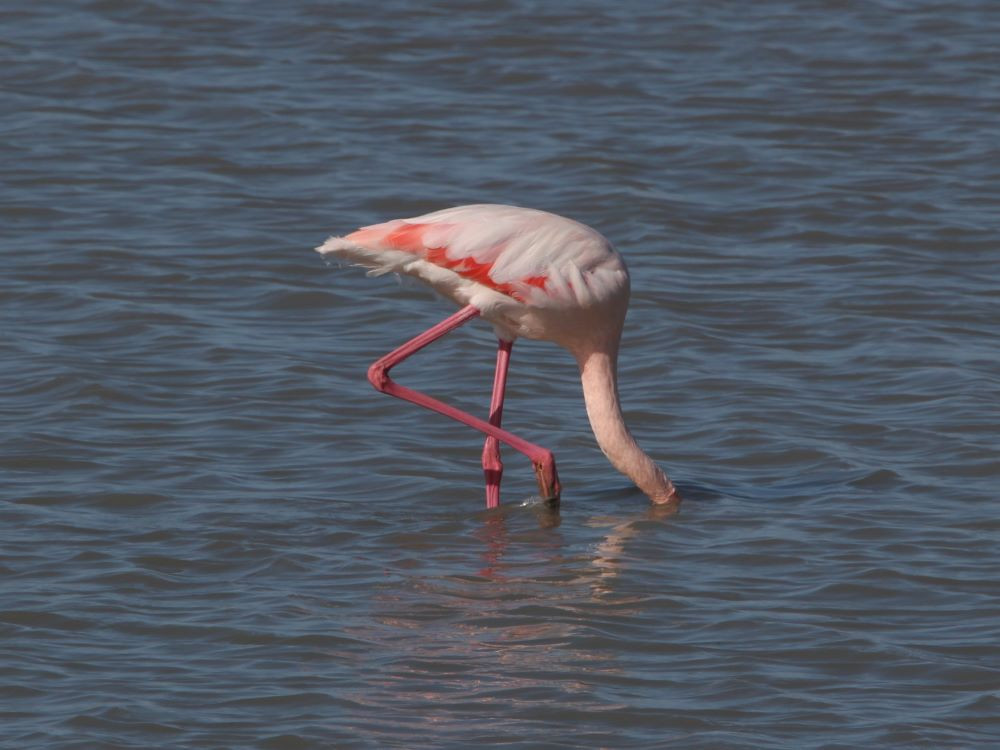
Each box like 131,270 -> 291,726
317,204 -> 628,312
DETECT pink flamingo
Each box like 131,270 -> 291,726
317,204 -> 680,508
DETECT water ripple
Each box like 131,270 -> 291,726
3,0 -> 1000,747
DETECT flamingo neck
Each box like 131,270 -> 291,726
575,345 -> 679,505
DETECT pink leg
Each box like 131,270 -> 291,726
483,338 -> 512,509
367,305 -> 561,503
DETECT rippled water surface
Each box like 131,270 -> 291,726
3,1 -> 999,747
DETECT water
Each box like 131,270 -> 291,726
3,1 -> 999,747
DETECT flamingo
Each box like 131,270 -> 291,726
316,204 -> 680,508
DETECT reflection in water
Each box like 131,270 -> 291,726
474,514 -> 509,580
588,502 -> 680,597
475,500 -> 561,580
344,502 -> 678,737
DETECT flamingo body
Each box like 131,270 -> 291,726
317,204 -> 679,507
317,204 -> 630,350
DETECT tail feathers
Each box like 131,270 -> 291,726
316,236 -> 405,276
315,235 -> 365,260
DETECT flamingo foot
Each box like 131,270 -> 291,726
533,450 -> 561,505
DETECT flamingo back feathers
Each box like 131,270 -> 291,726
316,204 -> 630,345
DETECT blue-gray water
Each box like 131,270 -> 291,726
3,1 -> 999,748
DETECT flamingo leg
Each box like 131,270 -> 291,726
366,305 -> 561,503
483,338 -> 512,508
